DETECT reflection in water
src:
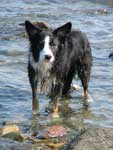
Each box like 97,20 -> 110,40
30,96 -> 98,134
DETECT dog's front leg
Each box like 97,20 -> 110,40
52,96 -> 59,118
28,64 -> 38,115
31,80 -> 38,115
51,82 -> 63,118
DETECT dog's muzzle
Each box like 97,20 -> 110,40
45,55 -> 52,61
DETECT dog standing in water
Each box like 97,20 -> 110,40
25,21 -> 92,117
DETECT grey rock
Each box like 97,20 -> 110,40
73,125 -> 113,150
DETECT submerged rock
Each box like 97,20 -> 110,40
0,124 -> 25,142
2,132 -> 24,142
35,125 -> 67,139
0,125 -> 113,150
46,125 -> 67,138
19,21 -> 48,29
0,124 -> 19,135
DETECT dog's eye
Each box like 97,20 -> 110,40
50,41 -> 58,49
52,44 -> 58,50
54,45 -> 58,50
49,41 -> 54,46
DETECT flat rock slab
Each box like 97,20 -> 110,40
73,126 -> 113,150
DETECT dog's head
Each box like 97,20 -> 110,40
25,21 -> 72,65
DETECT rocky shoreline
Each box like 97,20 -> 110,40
68,125 -> 113,150
0,125 -> 113,150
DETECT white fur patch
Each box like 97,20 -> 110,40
29,36 -> 55,79
40,36 -> 55,63
29,52 -> 52,79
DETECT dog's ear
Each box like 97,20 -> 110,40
53,22 -> 72,37
25,20 -> 42,37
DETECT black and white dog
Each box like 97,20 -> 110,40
25,21 -> 92,116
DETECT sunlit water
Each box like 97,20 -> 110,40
0,0 -> 113,136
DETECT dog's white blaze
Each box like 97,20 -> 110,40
29,52 -> 38,70
40,36 -> 55,62
29,36 -> 55,80
29,52 -> 51,78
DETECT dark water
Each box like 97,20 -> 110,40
0,0 -> 113,138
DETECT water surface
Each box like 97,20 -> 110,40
0,0 -> 113,136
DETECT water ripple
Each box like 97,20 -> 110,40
0,0 -> 113,129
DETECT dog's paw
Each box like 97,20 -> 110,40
83,91 -> 94,103
32,110 -> 38,115
88,94 -> 94,102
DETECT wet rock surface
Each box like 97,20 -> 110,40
0,124 -> 19,135
2,132 -> 24,142
0,125 -> 113,150
72,125 -> 113,150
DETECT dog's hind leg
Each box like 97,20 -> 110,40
62,66 -> 76,95
77,53 -> 92,105
28,64 -> 38,114
62,77 -> 73,96
78,68 -> 89,104
51,82 -> 63,118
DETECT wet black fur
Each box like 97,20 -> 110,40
25,20 -> 92,103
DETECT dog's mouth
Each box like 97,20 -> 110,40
44,58 -> 54,65
44,59 -> 51,63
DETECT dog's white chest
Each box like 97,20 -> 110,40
29,52 -> 51,79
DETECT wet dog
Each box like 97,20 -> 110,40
25,21 -> 92,116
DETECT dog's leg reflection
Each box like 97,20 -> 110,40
31,114 -> 40,135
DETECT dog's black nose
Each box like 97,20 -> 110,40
45,55 -> 52,60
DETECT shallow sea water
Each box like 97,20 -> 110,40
0,0 -> 113,140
